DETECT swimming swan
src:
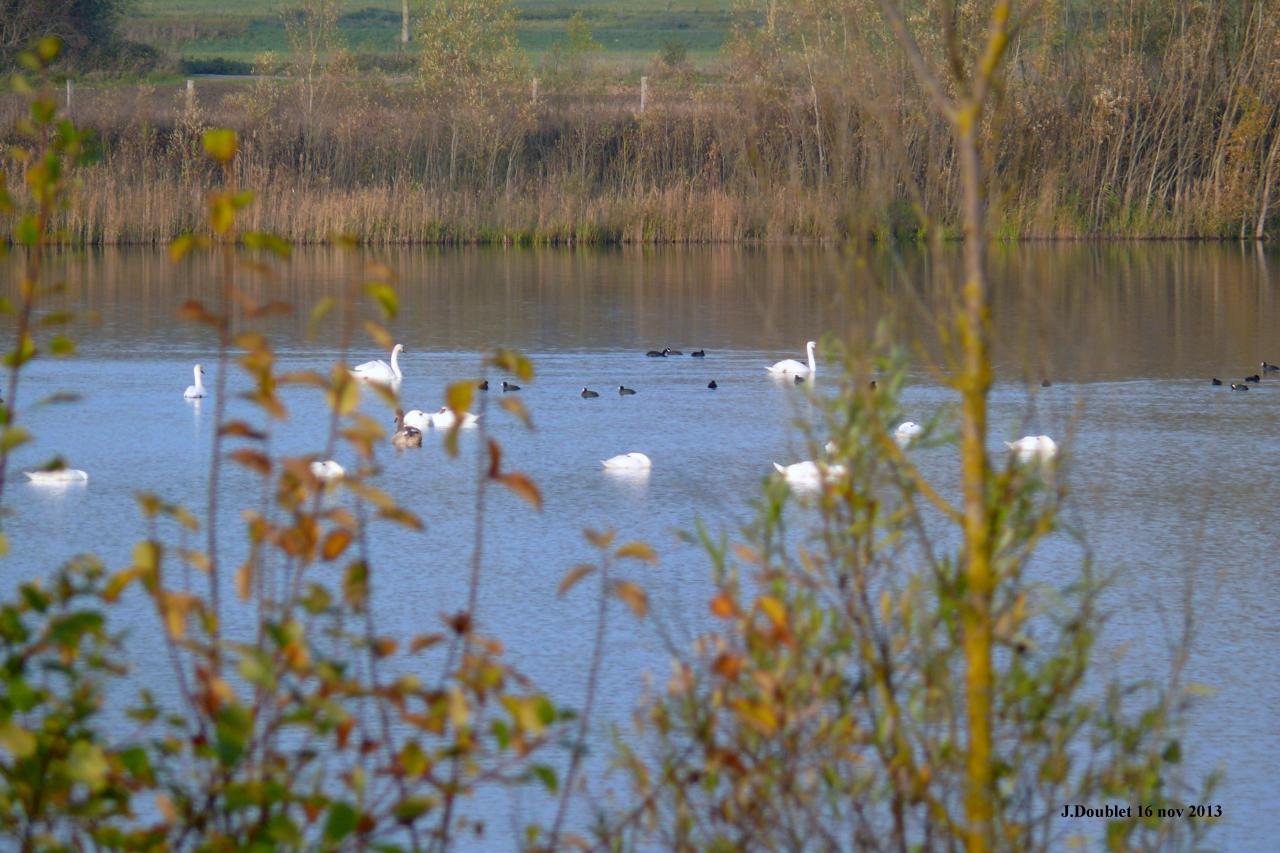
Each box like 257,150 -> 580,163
767,341 -> 817,378
602,452 -> 651,470
402,410 -> 432,431
25,468 -> 89,484
184,364 -> 207,399
1005,435 -> 1058,462
894,421 -> 924,446
351,344 -> 404,385
310,460 -> 345,482
428,407 -> 479,429
773,460 -> 845,490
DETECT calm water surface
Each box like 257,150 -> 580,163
4,244 -> 1278,849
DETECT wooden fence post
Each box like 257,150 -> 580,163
640,76 -> 648,113
65,79 -> 73,115
186,79 -> 195,112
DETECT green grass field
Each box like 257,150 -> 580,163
128,1 -> 733,66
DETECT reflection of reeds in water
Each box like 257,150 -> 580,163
20,243 -> 1278,385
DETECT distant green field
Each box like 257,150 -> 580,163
128,1 -> 734,66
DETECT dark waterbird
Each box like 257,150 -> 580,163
502,381 -> 521,392
1245,374 -> 1260,383
691,349 -> 706,357
618,385 -> 636,396
666,348 -> 684,356
1211,378 -> 1223,386
1262,361 -> 1279,372
1231,383 -> 1250,391
392,409 -> 423,449
477,380 -> 488,390
645,348 -> 669,357
1041,378 -> 1052,388
707,380 -> 718,389
581,387 -> 600,398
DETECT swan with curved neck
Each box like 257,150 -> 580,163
184,364 -> 207,399
352,344 -> 404,385
766,341 -> 817,378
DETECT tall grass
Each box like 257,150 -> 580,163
7,0 -> 1280,244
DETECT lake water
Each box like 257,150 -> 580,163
3,244 -> 1277,849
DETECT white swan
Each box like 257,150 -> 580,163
428,407 -> 479,429
1005,435 -> 1058,462
24,469 -> 89,484
184,364 -> 206,399
402,409 -> 432,432
894,421 -> 923,447
602,452 -> 651,471
773,460 -> 845,490
767,341 -> 817,378
351,344 -> 404,385
310,460 -> 345,482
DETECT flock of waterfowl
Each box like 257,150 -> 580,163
1212,360 -> 1280,391
50,339 -> 1264,490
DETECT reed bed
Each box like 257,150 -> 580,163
7,0 -> 1280,244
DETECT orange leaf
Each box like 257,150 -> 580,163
615,541 -> 657,564
558,563 -> 596,597
613,580 -> 648,618
228,449 -> 271,475
709,592 -> 737,619
498,472 -> 542,511
322,530 -> 353,561
236,562 -> 253,602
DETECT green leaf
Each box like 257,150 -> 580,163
49,335 -> 75,357
324,802 -> 358,842
36,36 -> 61,63
531,764 -> 558,793
243,232 -> 291,258
215,704 -> 253,767
14,215 -> 40,247
0,427 -> 31,452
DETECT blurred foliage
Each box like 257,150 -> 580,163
0,21 -> 1217,853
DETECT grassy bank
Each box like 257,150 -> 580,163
126,0 -> 732,67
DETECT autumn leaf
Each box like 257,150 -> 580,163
558,563 -> 596,597
613,580 -> 648,618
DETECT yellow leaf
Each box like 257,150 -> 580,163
613,581 -> 648,618
499,395 -> 533,428
447,685 -> 469,729
0,721 -> 36,758
615,541 -> 657,564
733,699 -> 778,736
363,319 -> 394,351
202,128 -> 238,163
67,741 -> 109,792
445,381 -> 474,417
757,595 -> 787,631
558,563 -> 596,597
